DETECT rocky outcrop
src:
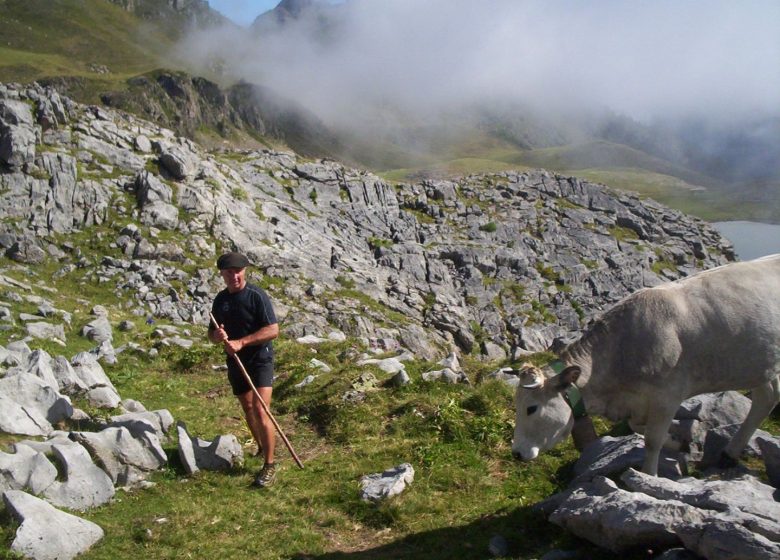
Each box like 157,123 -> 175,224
98,73 -> 339,158
533,391 -> 780,559
107,0 -> 227,27
544,473 -> 780,559
0,81 -> 734,362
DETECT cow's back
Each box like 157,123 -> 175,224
570,255 -> 780,410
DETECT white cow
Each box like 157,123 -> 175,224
512,254 -> 780,475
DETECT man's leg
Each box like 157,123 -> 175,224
237,387 -> 275,464
255,386 -> 275,465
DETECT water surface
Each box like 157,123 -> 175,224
712,221 -> 780,261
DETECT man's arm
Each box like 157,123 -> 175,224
221,323 -> 279,355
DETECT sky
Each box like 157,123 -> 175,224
208,0 -> 343,26
184,0 -> 780,124
208,1 -> 278,25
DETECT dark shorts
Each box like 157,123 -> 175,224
228,361 -> 274,395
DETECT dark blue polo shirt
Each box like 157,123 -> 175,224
210,282 -> 277,372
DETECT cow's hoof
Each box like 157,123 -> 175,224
717,452 -> 739,469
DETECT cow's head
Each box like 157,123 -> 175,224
511,363 -> 581,461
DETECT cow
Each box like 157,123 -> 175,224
511,254 -> 780,475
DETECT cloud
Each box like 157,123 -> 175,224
177,0 -> 780,128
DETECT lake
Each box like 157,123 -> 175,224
712,221 -> 780,261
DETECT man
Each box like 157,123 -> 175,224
208,251 -> 280,488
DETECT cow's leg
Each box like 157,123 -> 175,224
641,401 -> 680,476
723,376 -> 780,463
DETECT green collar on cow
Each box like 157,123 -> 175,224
564,384 -> 588,419
550,359 -> 588,419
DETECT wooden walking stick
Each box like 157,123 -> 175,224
209,312 -> 304,469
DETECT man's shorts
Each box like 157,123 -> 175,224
228,361 -> 274,395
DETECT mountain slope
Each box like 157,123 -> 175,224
3,0 -> 778,223
0,0 -> 172,86
0,79 -> 753,560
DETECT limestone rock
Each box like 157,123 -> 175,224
0,374 -> 73,436
756,436 -> 780,488
176,421 -> 243,475
3,490 -> 104,560
71,427 -> 167,487
42,443 -> 115,510
359,463 -> 415,502
0,444 -> 58,495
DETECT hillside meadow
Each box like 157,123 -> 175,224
1,256 -> 778,559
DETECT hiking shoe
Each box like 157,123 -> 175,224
252,464 -> 276,488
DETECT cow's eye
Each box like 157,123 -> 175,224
526,405 -> 538,416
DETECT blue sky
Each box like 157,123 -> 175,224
208,0 -> 342,25
208,0 -> 280,25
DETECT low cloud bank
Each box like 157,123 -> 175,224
174,0 -> 780,180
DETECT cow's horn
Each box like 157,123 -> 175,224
521,370 -> 545,389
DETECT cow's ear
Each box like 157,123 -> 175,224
556,366 -> 581,389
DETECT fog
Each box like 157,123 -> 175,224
180,0 -> 778,121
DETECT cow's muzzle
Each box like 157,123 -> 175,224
512,447 -> 539,461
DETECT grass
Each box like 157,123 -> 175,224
0,249 -> 623,559
71,347 -> 592,560
1,248 -> 779,559
0,0 -> 179,102
376,137 -> 777,223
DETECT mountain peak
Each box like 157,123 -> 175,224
252,0 -> 334,28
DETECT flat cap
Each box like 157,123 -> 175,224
216,252 -> 250,270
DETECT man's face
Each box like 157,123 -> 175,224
220,267 -> 246,293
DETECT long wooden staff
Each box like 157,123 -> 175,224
209,312 -> 304,469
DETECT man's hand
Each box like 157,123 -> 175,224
212,324 -> 229,344
212,323 -> 244,355
223,338 -> 244,355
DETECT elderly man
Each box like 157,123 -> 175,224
208,252 -> 280,488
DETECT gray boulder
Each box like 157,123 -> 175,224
82,315 -> 113,343
0,98 -> 36,169
621,469 -> 780,533
700,423 -> 772,468
0,444 -> 58,495
42,442 -> 115,510
546,470 -> 780,558
86,385 -> 122,409
421,368 -> 469,384
109,409 -> 174,441
0,374 -> 73,436
52,354 -> 89,394
676,520 -> 780,560
15,349 -> 60,390
756,436 -> 780,488
573,434 -> 683,483
159,146 -> 194,180
90,339 -> 118,365
548,476 -> 709,553
670,391 -> 752,459
25,321 -> 66,342
71,427 -> 167,487
70,351 -> 117,392
3,490 -> 104,560
140,200 -> 179,230
7,238 -> 46,265
359,463 -> 415,502
357,356 -> 406,374
176,421 -> 243,475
